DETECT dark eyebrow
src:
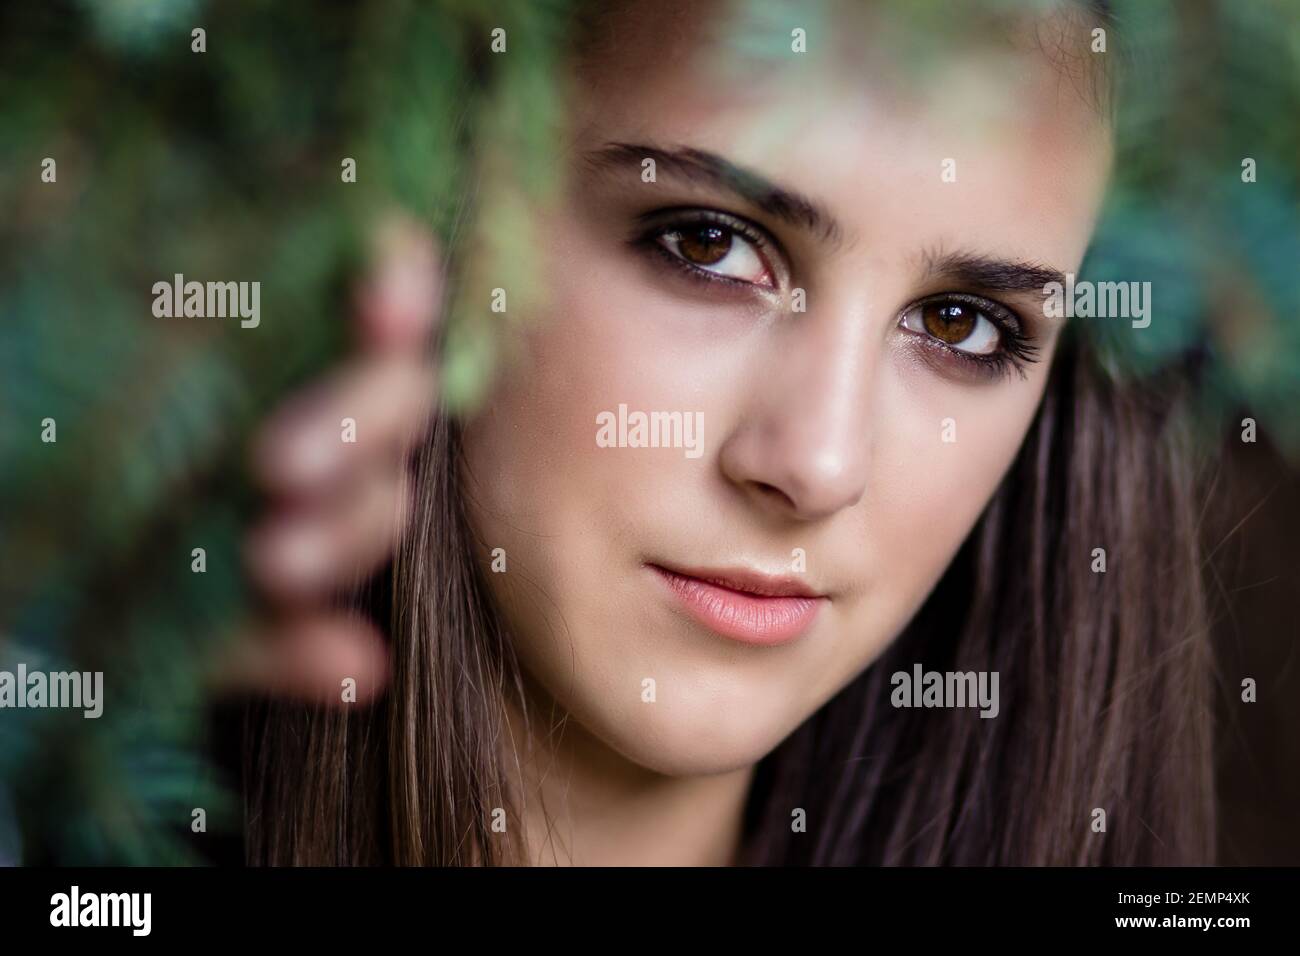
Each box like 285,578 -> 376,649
921,248 -> 1065,296
584,141 -> 843,245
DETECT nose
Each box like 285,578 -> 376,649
718,306 -> 874,522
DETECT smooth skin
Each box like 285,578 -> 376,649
237,1 -> 1111,865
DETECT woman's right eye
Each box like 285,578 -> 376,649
650,216 -> 777,289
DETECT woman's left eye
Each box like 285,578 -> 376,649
653,220 -> 776,288
899,297 -> 1003,355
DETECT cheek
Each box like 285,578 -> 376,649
460,202 -> 742,528
456,245 -> 701,655
461,258 -> 700,521
790,365 -> 1051,716
860,361 -> 1049,628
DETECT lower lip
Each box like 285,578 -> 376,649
650,566 -> 824,646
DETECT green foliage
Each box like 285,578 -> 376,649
1082,0 -> 1300,450
0,0 -> 568,863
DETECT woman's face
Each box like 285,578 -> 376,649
462,0 -> 1111,775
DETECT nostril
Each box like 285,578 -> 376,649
753,481 -> 797,512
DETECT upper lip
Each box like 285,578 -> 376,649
649,563 -> 826,599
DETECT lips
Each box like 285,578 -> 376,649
648,563 -> 826,646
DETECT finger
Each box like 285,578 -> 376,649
244,464 -> 411,602
353,213 -> 443,355
250,356 -> 436,495
211,612 -> 390,706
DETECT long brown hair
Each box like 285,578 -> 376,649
245,1 -> 1214,867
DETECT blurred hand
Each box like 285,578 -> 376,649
220,215 -> 442,706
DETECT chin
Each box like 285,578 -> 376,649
576,686 -> 799,778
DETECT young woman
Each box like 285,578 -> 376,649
236,0 -> 1214,865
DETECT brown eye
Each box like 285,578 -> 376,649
900,296 -> 1002,355
652,215 -> 776,288
922,301 -> 975,344
677,225 -> 732,265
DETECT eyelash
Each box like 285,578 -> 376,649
632,208 -> 1040,381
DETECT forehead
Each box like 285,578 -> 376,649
569,0 -> 1112,269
